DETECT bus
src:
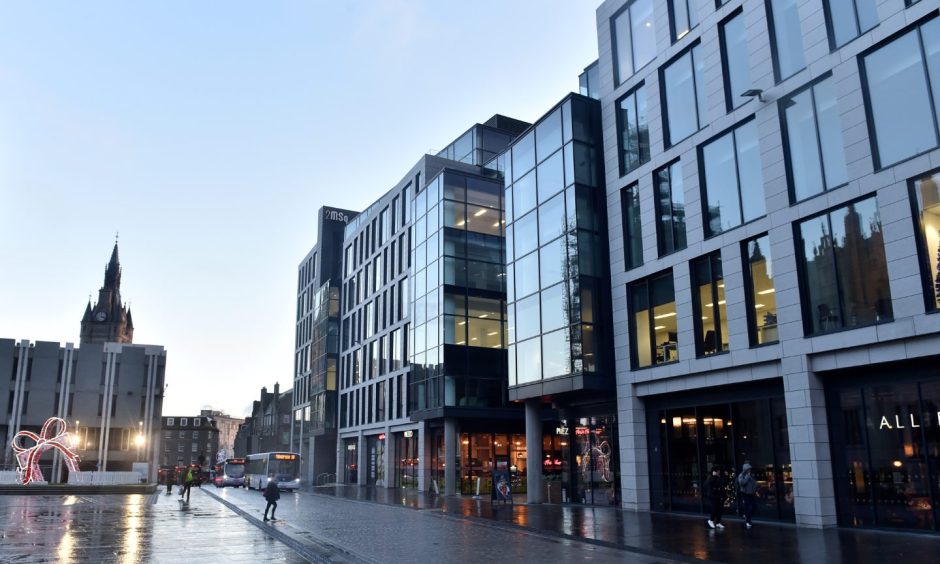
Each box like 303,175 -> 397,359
213,458 -> 246,488
245,452 -> 301,491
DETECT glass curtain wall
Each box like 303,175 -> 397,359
743,235 -> 779,345
410,171 -> 507,412
459,432 -> 528,495
506,96 -> 606,387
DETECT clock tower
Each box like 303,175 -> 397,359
80,241 -> 135,344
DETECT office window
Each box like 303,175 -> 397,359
781,75 -> 848,202
178,444 -> 184,453
194,418 -> 201,426
669,0 -> 699,42
617,84 -> 649,175
179,430 -> 186,438
611,0 -> 657,85
743,234 -> 779,345
620,184 -> 643,270
167,417 -> 174,426
180,418 -> 187,426
862,19 -> 940,169
825,0 -> 877,49
192,442 -> 198,453
662,44 -> 706,147
655,161 -> 688,256
701,119 -> 765,236
910,171 -> 940,311
630,270 -> 678,368
767,0 -> 806,81
691,252 -> 728,357
797,196 -> 893,335
720,10 -> 751,111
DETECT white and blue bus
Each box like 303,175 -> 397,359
245,452 -> 301,491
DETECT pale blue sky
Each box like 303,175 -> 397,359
0,1 -> 601,417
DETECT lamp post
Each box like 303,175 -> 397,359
135,421 -> 145,462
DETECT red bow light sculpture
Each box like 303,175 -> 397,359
11,417 -> 81,485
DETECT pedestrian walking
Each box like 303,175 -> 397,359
165,468 -> 175,495
705,466 -> 726,530
180,466 -> 194,503
737,463 -> 759,528
262,474 -> 280,522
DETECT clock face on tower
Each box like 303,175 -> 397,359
95,311 -> 107,322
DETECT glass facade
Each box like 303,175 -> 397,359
662,43 -> 706,147
458,432 -> 528,495
700,118 -> 765,237
767,0 -> 806,81
781,75 -> 848,202
437,125 -> 515,166
720,10 -> 750,111
911,171 -> 940,311
648,390 -> 794,522
629,270 -> 677,368
654,160 -> 687,256
506,96 -> 608,389
825,0 -> 878,49
828,367 -> 940,532
611,0 -> 657,85
743,235 -> 779,346
394,431 -> 419,489
616,84 -> 649,175
862,18 -> 940,169
691,252 -> 728,357
796,195 -> 893,335
410,170 -> 507,412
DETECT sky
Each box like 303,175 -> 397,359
0,0 -> 602,418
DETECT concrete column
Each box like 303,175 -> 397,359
444,418 -> 457,496
525,399 -> 543,503
417,423 -> 430,493
784,360 -> 837,528
618,393 -> 650,511
356,430 -> 365,486
384,428 -> 395,489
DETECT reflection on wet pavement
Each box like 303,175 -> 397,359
308,484 -> 940,564
0,490 -> 309,563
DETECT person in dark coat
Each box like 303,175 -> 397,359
165,468 -> 175,495
263,474 -> 281,522
737,463 -> 759,528
705,467 -> 726,529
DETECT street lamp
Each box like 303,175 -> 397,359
135,421 -> 145,461
71,420 -> 81,450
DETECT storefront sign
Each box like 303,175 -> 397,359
555,426 -> 569,436
877,412 -> 940,429
403,430 -> 414,438
378,433 -> 386,440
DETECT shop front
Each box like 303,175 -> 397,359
827,362 -> 940,532
393,430 -> 419,489
365,434 -> 386,486
646,382 -> 794,522
343,437 -> 358,484
457,431 -> 528,496
543,409 -> 620,506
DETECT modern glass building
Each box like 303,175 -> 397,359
597,0 -> 940,532
292,206 -> 357,484
501,93 -> 619,505
336,116 -> 529,493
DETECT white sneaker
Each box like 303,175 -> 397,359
746,522 -> 752,529
716,523 -> 725,529
707,519 -> 716,529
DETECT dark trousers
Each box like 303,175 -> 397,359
182,482 -> 192,502
740,493 -> 757,524
264,500 -> 277,519
166,481 -> 173,494
709,497 -> 724,524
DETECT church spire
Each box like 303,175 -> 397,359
104,237 -> 121,290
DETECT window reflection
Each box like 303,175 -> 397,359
720,10 -> 750,111
630,271 -> 677,368
744,235 -> 778,345
611,0 -> 656,85
911,172 -> 940,310
798,196 -> 893,334
669,0 -> 698,42
655,161 -> 687,255
767,0 -> 805,80
662,44 -> 705,146
617,84 -> 649,174
621,184 -> 643,270
701,119 -> 764,237
826,0 -> 878,49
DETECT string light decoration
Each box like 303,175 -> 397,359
11,417 -> 81,485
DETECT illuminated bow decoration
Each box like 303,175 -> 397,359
11,417 -> 81,485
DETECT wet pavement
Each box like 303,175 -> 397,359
0,489 -> 309,563
206,486 -> 674,564
305,484 -> 940,564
